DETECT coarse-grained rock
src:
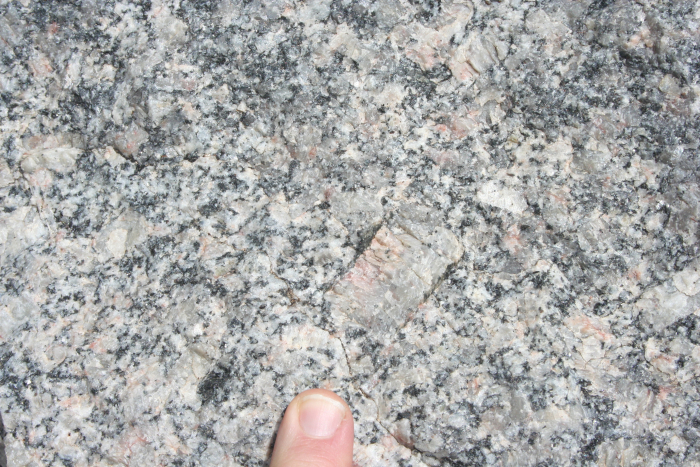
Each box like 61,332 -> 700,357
1,0 -> 699,466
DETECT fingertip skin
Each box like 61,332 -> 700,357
270,389 -> 354,467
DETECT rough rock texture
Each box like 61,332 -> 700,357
1,0 -> 699,466
0,413 -> 6,467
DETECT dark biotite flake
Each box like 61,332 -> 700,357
0,415 -> 9,466
403,385 -> 423,397
197,199 -> 221,216
197,363 -> 235,405
240,113 -> 255,127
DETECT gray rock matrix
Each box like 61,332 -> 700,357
0,413 -> 6,467
1,0 -> 699,465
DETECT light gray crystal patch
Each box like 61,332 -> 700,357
326,218 -> 463,334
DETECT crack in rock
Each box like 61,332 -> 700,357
337,335 -> 423,458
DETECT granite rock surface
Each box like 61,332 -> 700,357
1,0 -> 700,465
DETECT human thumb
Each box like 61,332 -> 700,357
269,388 -> 354,467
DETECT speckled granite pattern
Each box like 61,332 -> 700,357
1,0 -> 700,465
